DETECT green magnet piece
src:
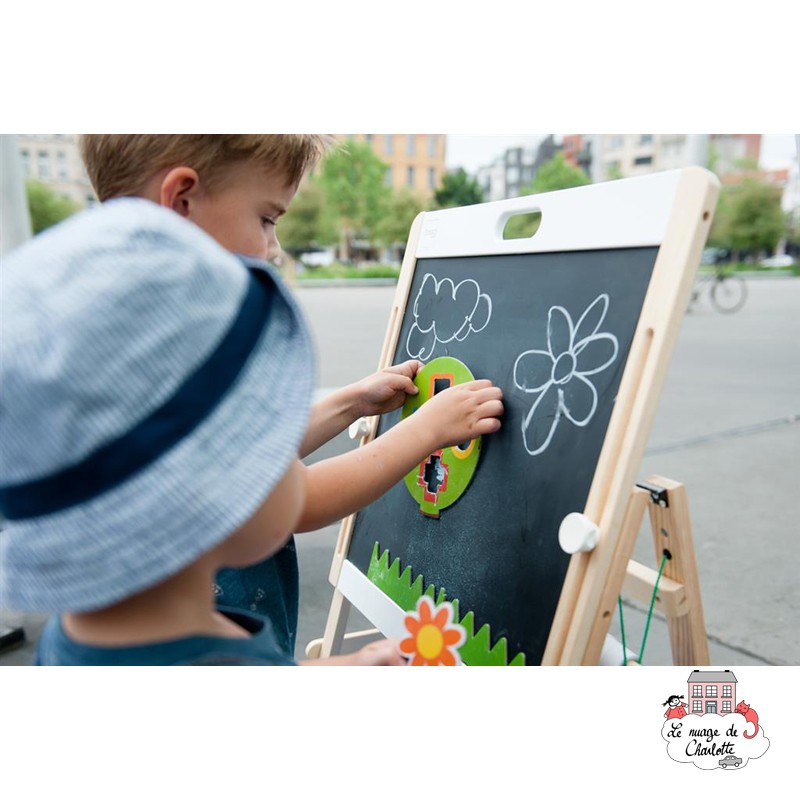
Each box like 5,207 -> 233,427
401,356 -> 481,517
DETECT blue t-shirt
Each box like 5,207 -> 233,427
214,536 -> 299,656
35,606 -> 296,666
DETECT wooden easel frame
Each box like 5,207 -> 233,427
314,168 -> 720,665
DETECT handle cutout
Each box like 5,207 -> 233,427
502,210 -> 542,240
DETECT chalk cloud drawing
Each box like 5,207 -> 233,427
513,294 -> 619,456
406,273 -> 492,362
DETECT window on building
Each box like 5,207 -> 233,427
610,137 -> 624,149
384,167 -> 392,187
406,166 -> 414,187
723,685 -> 732,697
57,150 -> 68,180
634,155 -> 653,166
20,149 -> 30,175
507,166 -> 519,183
640,134 -> 653,145
38,151 -> 50,179
706,685 -> 717,697
692,700 -> 702,712
722,701 -> 731,713
692,685 -> 702,697
384,135 -> 393,155
428,135 -> 437,157
406,135 -> 415,156
365,134 -> 373,145
428,167 -> 436,189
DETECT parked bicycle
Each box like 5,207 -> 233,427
690,265 -> 748,314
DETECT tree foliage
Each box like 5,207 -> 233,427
529,152 -> 591,193
712,179 -> 785,257
375,188 -> 424,246
26,180 -> 79,234
433,168 -> 484,209
278,178 -> 337,252
317,142 -> 390,257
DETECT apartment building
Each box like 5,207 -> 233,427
687,670 -> 738,715
475,135 -> 561,201
334,134 -> 446,199
17,134 -> 96,208
570,134 -> 762,182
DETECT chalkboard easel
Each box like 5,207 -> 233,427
313,167 -> 719,665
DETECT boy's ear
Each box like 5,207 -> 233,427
159,167 -> 202,218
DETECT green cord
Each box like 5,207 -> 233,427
618,596 -> 628,666
617,551 -> 669,665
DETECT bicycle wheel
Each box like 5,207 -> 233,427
710,275 -> 747,313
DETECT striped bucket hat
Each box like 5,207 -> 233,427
0,198 -> 315,612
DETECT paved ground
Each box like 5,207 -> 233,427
2,276 -> 797,666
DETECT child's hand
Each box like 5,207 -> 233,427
352,638 -> 407,666
414,379 -> 503,450
353,360 -> 422,417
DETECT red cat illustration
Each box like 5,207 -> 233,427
735,700 -> 759,739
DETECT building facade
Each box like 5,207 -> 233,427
569,134 -> 762,183
475,135 -> 561,201
334,134 -> 446,199
17,134 -> 96,208
687,670 -> 737,715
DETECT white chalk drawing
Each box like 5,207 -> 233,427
513,294 -> 619,456
406,273 -> 492,362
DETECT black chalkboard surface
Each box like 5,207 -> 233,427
320,168 -> 719,666
347,247 -> 658,665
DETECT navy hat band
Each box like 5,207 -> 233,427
0,267 -> 275,521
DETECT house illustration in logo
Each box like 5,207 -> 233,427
688,669 -> 737,715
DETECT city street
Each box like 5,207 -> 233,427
2,276 -> 798,666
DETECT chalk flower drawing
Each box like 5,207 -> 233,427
406,273 -> 492,361
399,595 -> 466,666
513,294 -> 619,456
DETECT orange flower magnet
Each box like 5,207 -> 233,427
399,595 -> 466,666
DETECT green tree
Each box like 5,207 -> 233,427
725,179 -> 785,258
317,142 -> 390,262
504,153 -> 591,239
26,180 -> 79,234
433,168 -> 484,209
529,152 -> 591,193
278,178 -> 337,253
375,188 -> 425,260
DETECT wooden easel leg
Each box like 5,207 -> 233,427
318,588 -> 352,658
576,486 -> 650,664
645,475 -> 710,666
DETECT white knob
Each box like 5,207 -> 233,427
348,417 -> 370,440
558,512 -> 600,554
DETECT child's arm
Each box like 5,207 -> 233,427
299,360 -> 422,458
299,638 -> 406,666
295,379 -> 503,532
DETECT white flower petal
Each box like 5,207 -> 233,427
561,373 -> 598,427
513,349 -> 554,393
574,333 -> 619,376
572,294 -> 609,349
521,382 -> 561,455
547,306 -> 573,359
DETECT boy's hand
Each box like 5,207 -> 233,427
414,379 -> 503,450
352,638 -> 407,666
353,360 -> 422,417
301,638 -> 406,666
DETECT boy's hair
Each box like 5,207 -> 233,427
80,134 -> 334,201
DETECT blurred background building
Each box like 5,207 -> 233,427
333,134 -> 446,199
17,134 -> 96,208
